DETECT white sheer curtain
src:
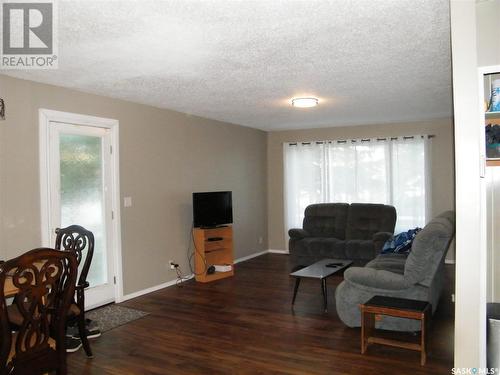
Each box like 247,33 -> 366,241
390,137 -> 431,232
284,142 -> 326,230
283,136 -> 432,242
328,140 -> 390,204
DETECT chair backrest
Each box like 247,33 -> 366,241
55,225 -> 94,288
0,248 -> 77,374
404,211 -> 455,286
303,203 -> 349,239
345,203 -> 397,240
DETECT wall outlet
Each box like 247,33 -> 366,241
451,293 -> 455,303
258,236 -> 263,244
169,260 -> 176,270
124,196 -> 132,207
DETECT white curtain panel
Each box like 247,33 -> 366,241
390,137 -> 431,231
283,142 -> 326,232
283,136 -> 432,244
327,140 -> 389,204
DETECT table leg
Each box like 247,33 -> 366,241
421,308 -> 430,365
321,278 -> 328,312
292,277 -> 301,305
361,308 -> 375,354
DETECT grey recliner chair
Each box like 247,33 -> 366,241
335,211 -> 455,332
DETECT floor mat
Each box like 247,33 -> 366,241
86,304 -> 149,333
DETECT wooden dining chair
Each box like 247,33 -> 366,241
0,248 -> 77,375
54,225 -> 95,358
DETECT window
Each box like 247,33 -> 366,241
283,136 -> 431,239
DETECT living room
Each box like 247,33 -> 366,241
0,0 -> 497,374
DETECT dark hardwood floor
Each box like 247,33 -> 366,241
68,254 -> 454,374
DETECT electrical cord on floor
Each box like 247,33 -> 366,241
174,265 -> 190,287
170,222 -> 208,287
187,222 -> 208,276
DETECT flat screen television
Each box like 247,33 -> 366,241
193,191 -> 233,228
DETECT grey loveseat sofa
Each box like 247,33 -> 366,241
289,203 -> 397,269
335,211 -> 455,332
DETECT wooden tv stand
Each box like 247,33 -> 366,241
193,226 -> 234,283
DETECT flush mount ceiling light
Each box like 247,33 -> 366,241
291,97 -> 319,108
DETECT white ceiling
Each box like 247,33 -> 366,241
4,0 -> 452,131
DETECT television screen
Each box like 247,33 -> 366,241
193,191 -> 233,228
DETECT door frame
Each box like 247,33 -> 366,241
39,109 -> 124,304
477,65 -> 500,306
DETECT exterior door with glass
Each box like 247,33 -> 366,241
47,121 -> 116,309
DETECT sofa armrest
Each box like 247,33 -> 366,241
373,231 -> 393,252
288,228 -> 310,239
373,231 -> 393,242
344,267 -> 412,290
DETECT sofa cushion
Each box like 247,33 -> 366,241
303,203 -> 349,239
346,203 -> 396,240
294,237 -> 346,259
345,240 -> 375,260
404,211 -> 455,286
344,267 -> 413,290
365,253 -> 407,275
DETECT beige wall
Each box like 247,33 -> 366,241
0,74 -> 268,295
267,118 -> 455,259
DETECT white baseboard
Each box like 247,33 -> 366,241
234,250 -> 268,264
445,259 -> 456,264
268,249 -> 289,254
121,274 -> 194,302
121,249 -> 292,302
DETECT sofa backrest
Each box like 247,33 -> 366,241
403,211 -> 455,287
303,203 -> 349,239
345,203 -> 397,240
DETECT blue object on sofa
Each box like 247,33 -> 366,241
335,211 -> 455,332
381,228 -> 421,254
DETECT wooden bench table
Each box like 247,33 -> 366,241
360,295 -> 431,366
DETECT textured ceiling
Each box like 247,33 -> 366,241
4,0 -> 452,131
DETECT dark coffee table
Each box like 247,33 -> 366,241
290,258 -> 352,312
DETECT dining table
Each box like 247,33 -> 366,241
4,277 -> 17,298
2,261 -> 45,298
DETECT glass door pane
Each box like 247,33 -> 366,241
59,133 -> 107,287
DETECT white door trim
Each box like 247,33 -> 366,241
39,109 -> 125,304
479,65 -> 500,305
450,1 -> 485,366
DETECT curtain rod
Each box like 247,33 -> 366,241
287,134 -> 435,146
